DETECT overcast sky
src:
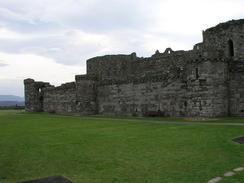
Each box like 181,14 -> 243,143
0,0 -> 243,97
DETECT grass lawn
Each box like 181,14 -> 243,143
0,110 -> 244,183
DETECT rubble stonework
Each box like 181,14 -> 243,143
24,19 -> 244,117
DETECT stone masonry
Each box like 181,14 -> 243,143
24,19 -> 244,117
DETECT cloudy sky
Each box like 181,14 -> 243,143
0,0 -> 243,97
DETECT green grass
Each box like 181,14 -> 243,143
0,110 -> 244,183
221,172 -> 244,183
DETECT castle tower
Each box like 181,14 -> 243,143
202,19 -> 244,59
24,79 -> 50,112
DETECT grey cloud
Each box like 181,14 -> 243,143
0,63 -> 8,67
0,0 -> 156,33
0,7 -> 63,33
0,0 -> 160,65
0,28 -> 198,66
64,1 -> 155,33
0,0 -> 243,67
0,33 -> 111,65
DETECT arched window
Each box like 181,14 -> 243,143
228,39 -> 234,57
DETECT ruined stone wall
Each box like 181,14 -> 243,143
97,80 -> 187,117
24,19 -> 244,117
96,58 -> 230,117
86,49 -> 199,82
24,79 -> 52,112
186,59 -> 229,117
96,59 -> 188,116
75,75 -> 97,114
43,82 -> 77,114
86,53 -> 139,81
26,76 -> 98,115
229,60 -> 244,116
24,58 -> 232,117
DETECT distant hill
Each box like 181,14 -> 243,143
0,101 -> 25,107
0,95 -> 25,107
0,95 -> 24,102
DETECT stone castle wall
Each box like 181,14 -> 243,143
24,19 -> 244,117
229,60 -> 244,116
186,59 -> 229,117
42,82 -> 77,114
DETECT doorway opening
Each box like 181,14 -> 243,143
228,39 -> 234,57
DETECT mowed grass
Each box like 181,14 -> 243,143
0,110 -> 244,183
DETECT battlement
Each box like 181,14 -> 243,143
205,19 -> 244,33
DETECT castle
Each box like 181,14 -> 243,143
24,19 -> 244,117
